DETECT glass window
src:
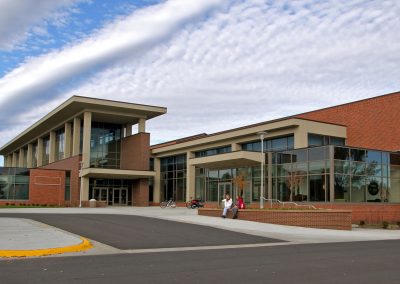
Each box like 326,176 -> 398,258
329,137 -> 345,146
366,177 -> 381,202
351,149 -> 366,162
351,175 -> 365,202
55,128 -> 65,161
291,149 -> 307,163
32,143 -> 38,168
308,134 -> 324,147
334,174 -> 350,201
309,175 -> 326,202
195,146 -> 232,158
0,168 -> 30,201
365,150 -> 381,164
90,122 -> 122,169
308,147 -> 328,161
160,154 -> 187,202
334,147 -> 349,160
271,137 -> 287,151
43,136 -> 50,165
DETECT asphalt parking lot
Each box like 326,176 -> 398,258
0,213 -> 280,249
1,240 -> 400,284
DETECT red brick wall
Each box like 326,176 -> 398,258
40,155 -> 81,206
29,169 -> 66,206
198,208 -> 352,230
296,92 -> 400,151
132,179 -> 149,206
120,133 -> 150,171
312,203 -> 400,224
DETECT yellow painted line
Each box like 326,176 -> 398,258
0,237 -> 93,258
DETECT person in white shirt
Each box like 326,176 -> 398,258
221,194 -> 232,218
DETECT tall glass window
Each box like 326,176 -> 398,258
55,128 -> 65,161
90,122 -> 122,169
43,136 -> 50,165
160,154 -> 187,202
22,147 -> 28,168
32,142 -> 38,168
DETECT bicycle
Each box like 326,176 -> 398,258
160,198 -> 176,208
186,198 -> 204,209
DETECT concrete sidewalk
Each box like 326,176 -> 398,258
2,207 -> 400,244
0,218 -> 92,258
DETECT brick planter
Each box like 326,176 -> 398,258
198,208 -> 352,230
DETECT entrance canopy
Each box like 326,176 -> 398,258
80,168 -> 155,179
188,151 -> 261,169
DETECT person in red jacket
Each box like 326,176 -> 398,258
232,195 -> 245,219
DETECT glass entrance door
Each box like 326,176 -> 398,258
93,187 -> 108,202
113,188 -> 128,206
218,182 -> 233,202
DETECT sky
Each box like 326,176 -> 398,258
0,0 -> 400,166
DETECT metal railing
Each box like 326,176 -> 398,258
261,197 -> 317,210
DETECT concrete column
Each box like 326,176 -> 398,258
80,176 -> 90,205
37,138 -> 44,167
11,152 -> 17,167
267,152 -> 273,199
18,148 -> 24,167
138,118 -> 146,133
64,122 -> 72,158
49,130 -> 56,163
5,155 -> 11,167
186,151 -> 196,202
27,144 -> 33,168
72,117 -> 81,156
231,143 -> 241,151
126,123 -> 133,136
82,112 -> 92,168
153,158 -> 161,203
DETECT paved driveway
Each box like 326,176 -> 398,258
0,213 -> 280,249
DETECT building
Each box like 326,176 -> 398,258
0,96 -> 166,206
1,92 -> 400,212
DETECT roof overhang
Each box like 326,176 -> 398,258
80,168 -> 155,179
188,151 -> 261,169
0,96 -> 167,155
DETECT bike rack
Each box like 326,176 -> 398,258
261,197 -> 317,210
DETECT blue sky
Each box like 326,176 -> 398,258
0,0 -> 400,166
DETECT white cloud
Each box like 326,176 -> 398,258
0,0 -> 400,149
60,0 -> 400,144
0,0 -> 80,50
0,0 -> 226,135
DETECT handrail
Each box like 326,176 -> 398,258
261,197 -> 317,210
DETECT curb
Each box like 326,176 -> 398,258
0,237 -> 93,258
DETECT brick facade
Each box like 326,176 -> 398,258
28,169 -> 66,205
132,179 -> 149,206
120,133 -> 150,171
198,208 -> 352,230
296,92 -> 400,151
40,155 -> 81,206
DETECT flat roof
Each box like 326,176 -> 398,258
0,96 -> 167,155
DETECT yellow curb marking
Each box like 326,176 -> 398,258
0,237 -> 93,258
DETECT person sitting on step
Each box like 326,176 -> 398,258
221,194 -> 232,218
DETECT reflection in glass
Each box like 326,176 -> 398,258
309,175 -> 326,201
351,175 -> 365,202
334,174 -> 350,201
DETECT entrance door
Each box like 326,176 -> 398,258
113,188 -> 128,206
218,182 -> 233,202
93,187 -> 108,202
